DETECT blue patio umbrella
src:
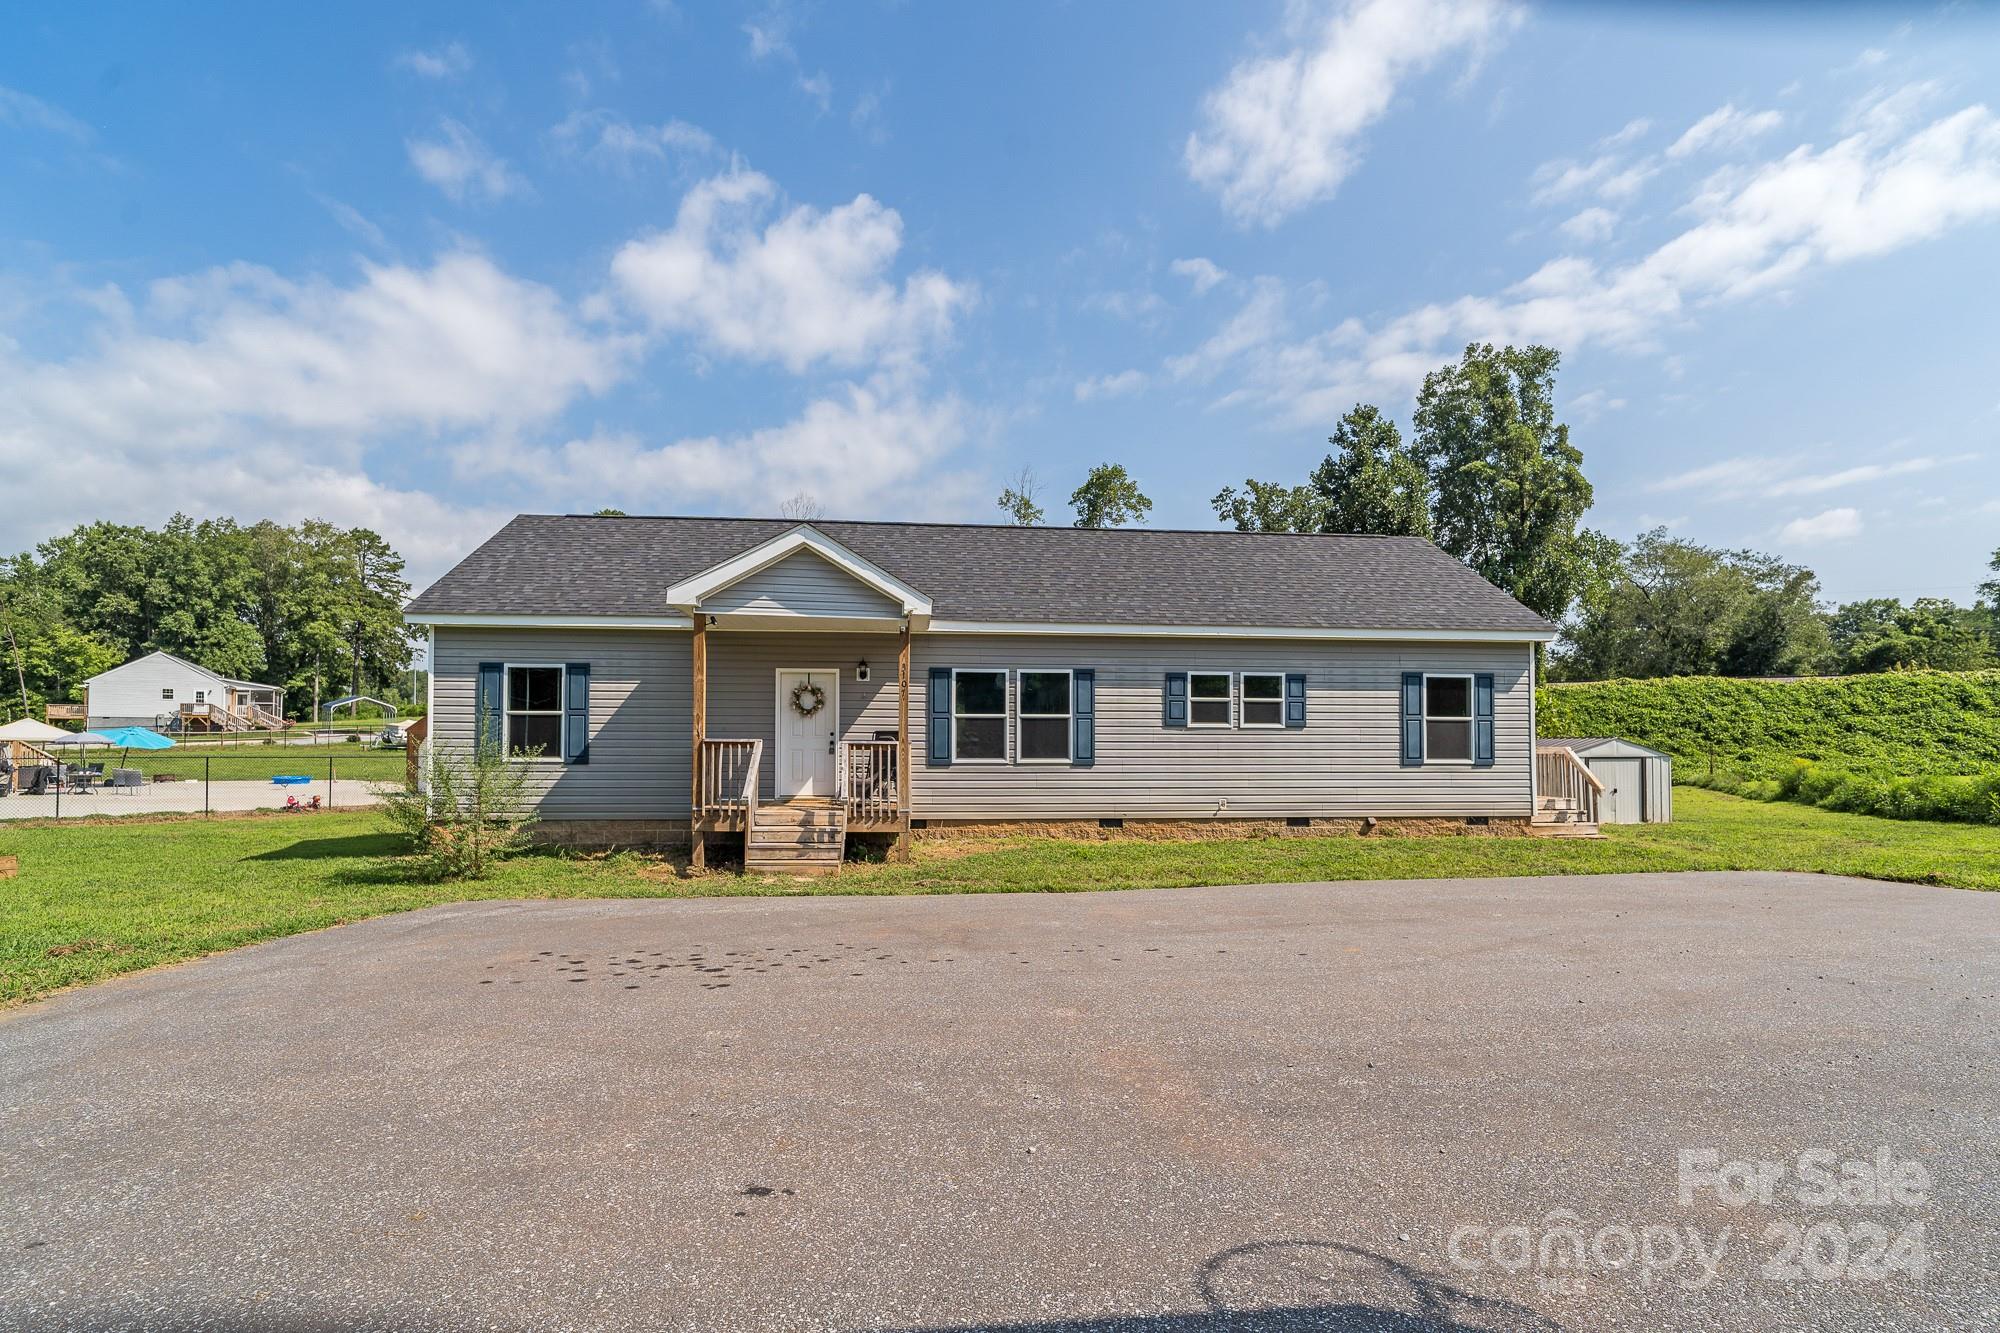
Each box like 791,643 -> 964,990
98,726 -> 174,750
96,725 -> 174,776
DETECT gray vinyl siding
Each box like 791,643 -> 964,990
908,635 -> 1534,820
705,632 -> 903,800
431,628 -> 692,819
703,551 -> 902,619
430,627 -> 1534,821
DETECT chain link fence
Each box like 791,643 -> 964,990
1,733 -> 410,822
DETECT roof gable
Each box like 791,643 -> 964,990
665,524 -> 931,618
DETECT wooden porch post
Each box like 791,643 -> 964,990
896,618 -> 912,862
690,613 -> 708,870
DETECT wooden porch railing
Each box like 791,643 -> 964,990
696,738 -> 762,827
1535,744 -> 1605,824
838,739 -> 899,826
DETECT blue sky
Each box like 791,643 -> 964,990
3,1 -> 1998,605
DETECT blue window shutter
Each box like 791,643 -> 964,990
927,667 -> 952,766
1284,672 -> 1307,729
1400,672 -> 1424,767
476,662 -> 503,754
1073,668 -> 1095,766
1163,671 -> 1187,728
563,663 -> 590,765
1473,672 -> 1495,768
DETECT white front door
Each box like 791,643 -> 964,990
775,669 -> 838,797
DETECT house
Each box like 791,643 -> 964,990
84,651 -> 287,733
403,515 -> 1577,872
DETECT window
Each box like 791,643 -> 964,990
1189,672 -> 1232,727
1017,670 -> 1072,762
1424,674 -> 1473,762
194,690 -> 206,704
161,687 -> 174,701
952,669 -> 1007,762
1241,673 -> 1284,728
506,665 -> 564,759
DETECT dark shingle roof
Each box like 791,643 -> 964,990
405,514 -> 1554,634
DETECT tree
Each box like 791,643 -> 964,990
1557,529 -> 1833,680
1411,344 -> 1599,624
1312,405 -> 1432,538
1211,406 -> 1431,537
1211,479 -> 1321,533
779,492 -> 824,521
1828,597 -> 1994,674
996,467 -> 1046,526
1069,464 -> 1152,528
593,507 -> 627,517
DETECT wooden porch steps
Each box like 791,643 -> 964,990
1528,795 -> 1601,838
743,799 -> 847,876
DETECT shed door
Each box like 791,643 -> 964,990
1591,758 -> 1643,824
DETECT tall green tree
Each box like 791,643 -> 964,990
1411,343 -> 1598,624
1213,405 -> 1430,536
1828,597 -> 1994,674
1070,464 -> 1152,528
1311,404 -> 1432,538
1557,529 -> 1832,679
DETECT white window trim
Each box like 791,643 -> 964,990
161,687 -> 175,701
1185,669 -> 1234,729
1239,672 -> 1287,729
1423,671 -> 1475,766
949,666 -> 1010,764
504,662 -> 566,764
1014,668 -> 1074,765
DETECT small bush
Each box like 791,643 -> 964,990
374,743 -> 539,879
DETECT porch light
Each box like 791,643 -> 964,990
856,659 -> 871,681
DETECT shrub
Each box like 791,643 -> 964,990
374,743 -> 539,879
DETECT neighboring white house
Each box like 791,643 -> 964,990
84,651 -> 287,732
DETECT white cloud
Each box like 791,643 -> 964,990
0,253 -> 633,583
1779,507 -> 1862,544
796,71 -> 833,112
0,83 -> 94,142
1170,257 -> 1229,294
406,119 -> 528,203
1566,388 -> 1626,421
394,42 -> 472,80
1531,152 -> 1655,205
1600,117 -> 1653,148
550,110 -> 718,174
610,168 -> 971,373
1171,96 -> 2000,426
1185,0 -> 1519,226
1667,104 -> 1783,159
1650,452 -> 1971,498
482,380 -> 969,518
1558,206 -> 1618,244
1074,370 -> 1148,402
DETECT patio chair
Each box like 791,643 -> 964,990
22,766 -> 54,796
109,768 -> 143,792
0,759 -> 12,797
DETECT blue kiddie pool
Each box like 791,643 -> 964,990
272,775 -> 312,785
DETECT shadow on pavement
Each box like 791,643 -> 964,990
878,1239 -> 1562,1332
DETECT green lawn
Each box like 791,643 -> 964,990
3,787 -> 1995,1006
108,747 -> 404,783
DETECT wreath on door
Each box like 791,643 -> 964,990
789,680 -> 827,718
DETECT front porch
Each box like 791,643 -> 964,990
688,616 -> 913,872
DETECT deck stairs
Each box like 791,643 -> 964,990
743,798 -> 846,876
1528,794 -> 1600,838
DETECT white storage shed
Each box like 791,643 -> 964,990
1538,737 -> 1673,824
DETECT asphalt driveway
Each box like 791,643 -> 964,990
2,872 -> 1995,1331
